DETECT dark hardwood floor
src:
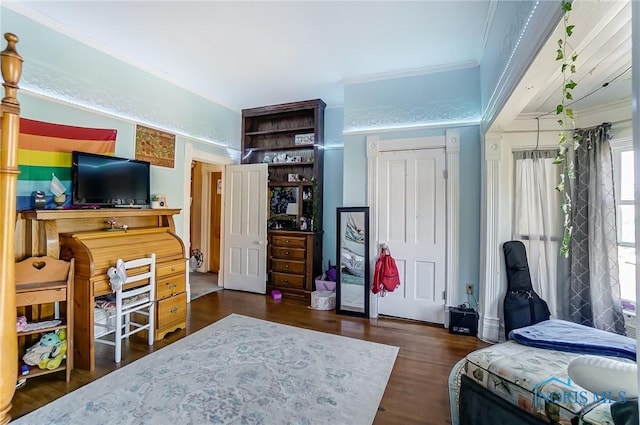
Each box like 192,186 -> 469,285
10,290 -> 488,424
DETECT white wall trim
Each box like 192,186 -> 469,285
631,0 -> 639,398
445,129 -> 460,307
366,132 -> 459,321
366,135 -> 381,318
479,133 -> 503,343
183,142 -> 233,300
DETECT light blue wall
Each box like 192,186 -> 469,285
19,94 -> 230,238
342,68 -> 482,305
322,107 -> 344,268
457,126 -> 482,297
345,67 -> 481,132
342,135 -> 368,206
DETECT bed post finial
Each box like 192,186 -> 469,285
1,32 -> 23,110
0,31 -> 22,425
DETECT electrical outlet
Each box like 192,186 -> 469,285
466,284 -> 473,295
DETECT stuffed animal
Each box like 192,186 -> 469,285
107,258 -> 127,292
23,329 -> 67,370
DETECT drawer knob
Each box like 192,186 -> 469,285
285,264 -> 289,268
284,279 -> 288,283
285,251 -> 289,255
170,307 -> 178,314
171,267 -> 176,271
285,240 -> 289,244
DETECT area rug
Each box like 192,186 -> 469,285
14,314 -> 399,425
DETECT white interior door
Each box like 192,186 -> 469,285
222,163 -> 268,293
377,148 -> 446,323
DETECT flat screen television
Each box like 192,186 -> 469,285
72,151 -> 151,208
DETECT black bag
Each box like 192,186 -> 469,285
503,241 -> 550,339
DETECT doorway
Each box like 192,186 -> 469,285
375,148 -> 446,323
181,142 -> 233,300
188,160 -> 224,300
366,132 -> 460,323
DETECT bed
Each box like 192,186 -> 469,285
450,320 -> 637,425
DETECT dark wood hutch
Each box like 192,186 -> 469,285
241,99 -> 325,299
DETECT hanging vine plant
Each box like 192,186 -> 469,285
553,0 -> 580,257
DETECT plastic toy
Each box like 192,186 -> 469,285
22,329 -> 67,370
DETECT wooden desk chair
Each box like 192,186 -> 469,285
15,256 -> 74,382
95,254 -> 156,363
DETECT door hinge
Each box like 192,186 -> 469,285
443,169 -> 448,179
442,290 -> 447,300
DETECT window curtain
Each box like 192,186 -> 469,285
513,150 -> 562,318
569,122 -> 625,334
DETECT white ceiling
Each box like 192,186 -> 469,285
520,0 -> 631,116
6,0 -> 494,111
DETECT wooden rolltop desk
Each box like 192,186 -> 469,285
18,209 -> 187,371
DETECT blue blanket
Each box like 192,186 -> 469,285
509,319 -> 637,361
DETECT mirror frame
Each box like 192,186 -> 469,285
336,207 -> 370,317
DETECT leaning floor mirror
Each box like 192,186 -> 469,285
336,207 -> 370,317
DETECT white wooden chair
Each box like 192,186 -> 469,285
95,254 -> 156,363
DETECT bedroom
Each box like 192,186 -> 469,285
0,0 -> 637,424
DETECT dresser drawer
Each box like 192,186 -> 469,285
270,272 -> 305,289
93,277 -> 111,297
156,259 -> 186,279
271,246 -> 305,261
156,274 -> 186,300
271,235 -> 306,249
271,259 -> 305,274
156,292 -> 187,328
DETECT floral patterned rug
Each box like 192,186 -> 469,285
14,314 -> 398,424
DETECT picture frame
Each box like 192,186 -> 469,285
288,173 -> 300,182
336,207 -> 370,317
294,133 -> 315,146
135,124 -> 176,168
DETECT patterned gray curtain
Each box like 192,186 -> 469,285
569,122 -> 625,334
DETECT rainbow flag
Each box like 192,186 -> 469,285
16,118 -> 117,210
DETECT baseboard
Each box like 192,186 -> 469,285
478,313 -> 500,343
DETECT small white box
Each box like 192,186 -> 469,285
310,291 -> 336,310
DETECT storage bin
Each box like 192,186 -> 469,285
310,290 -> 336,310
315,276 -> 336,292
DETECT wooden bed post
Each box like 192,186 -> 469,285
0,33 -> 23,425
